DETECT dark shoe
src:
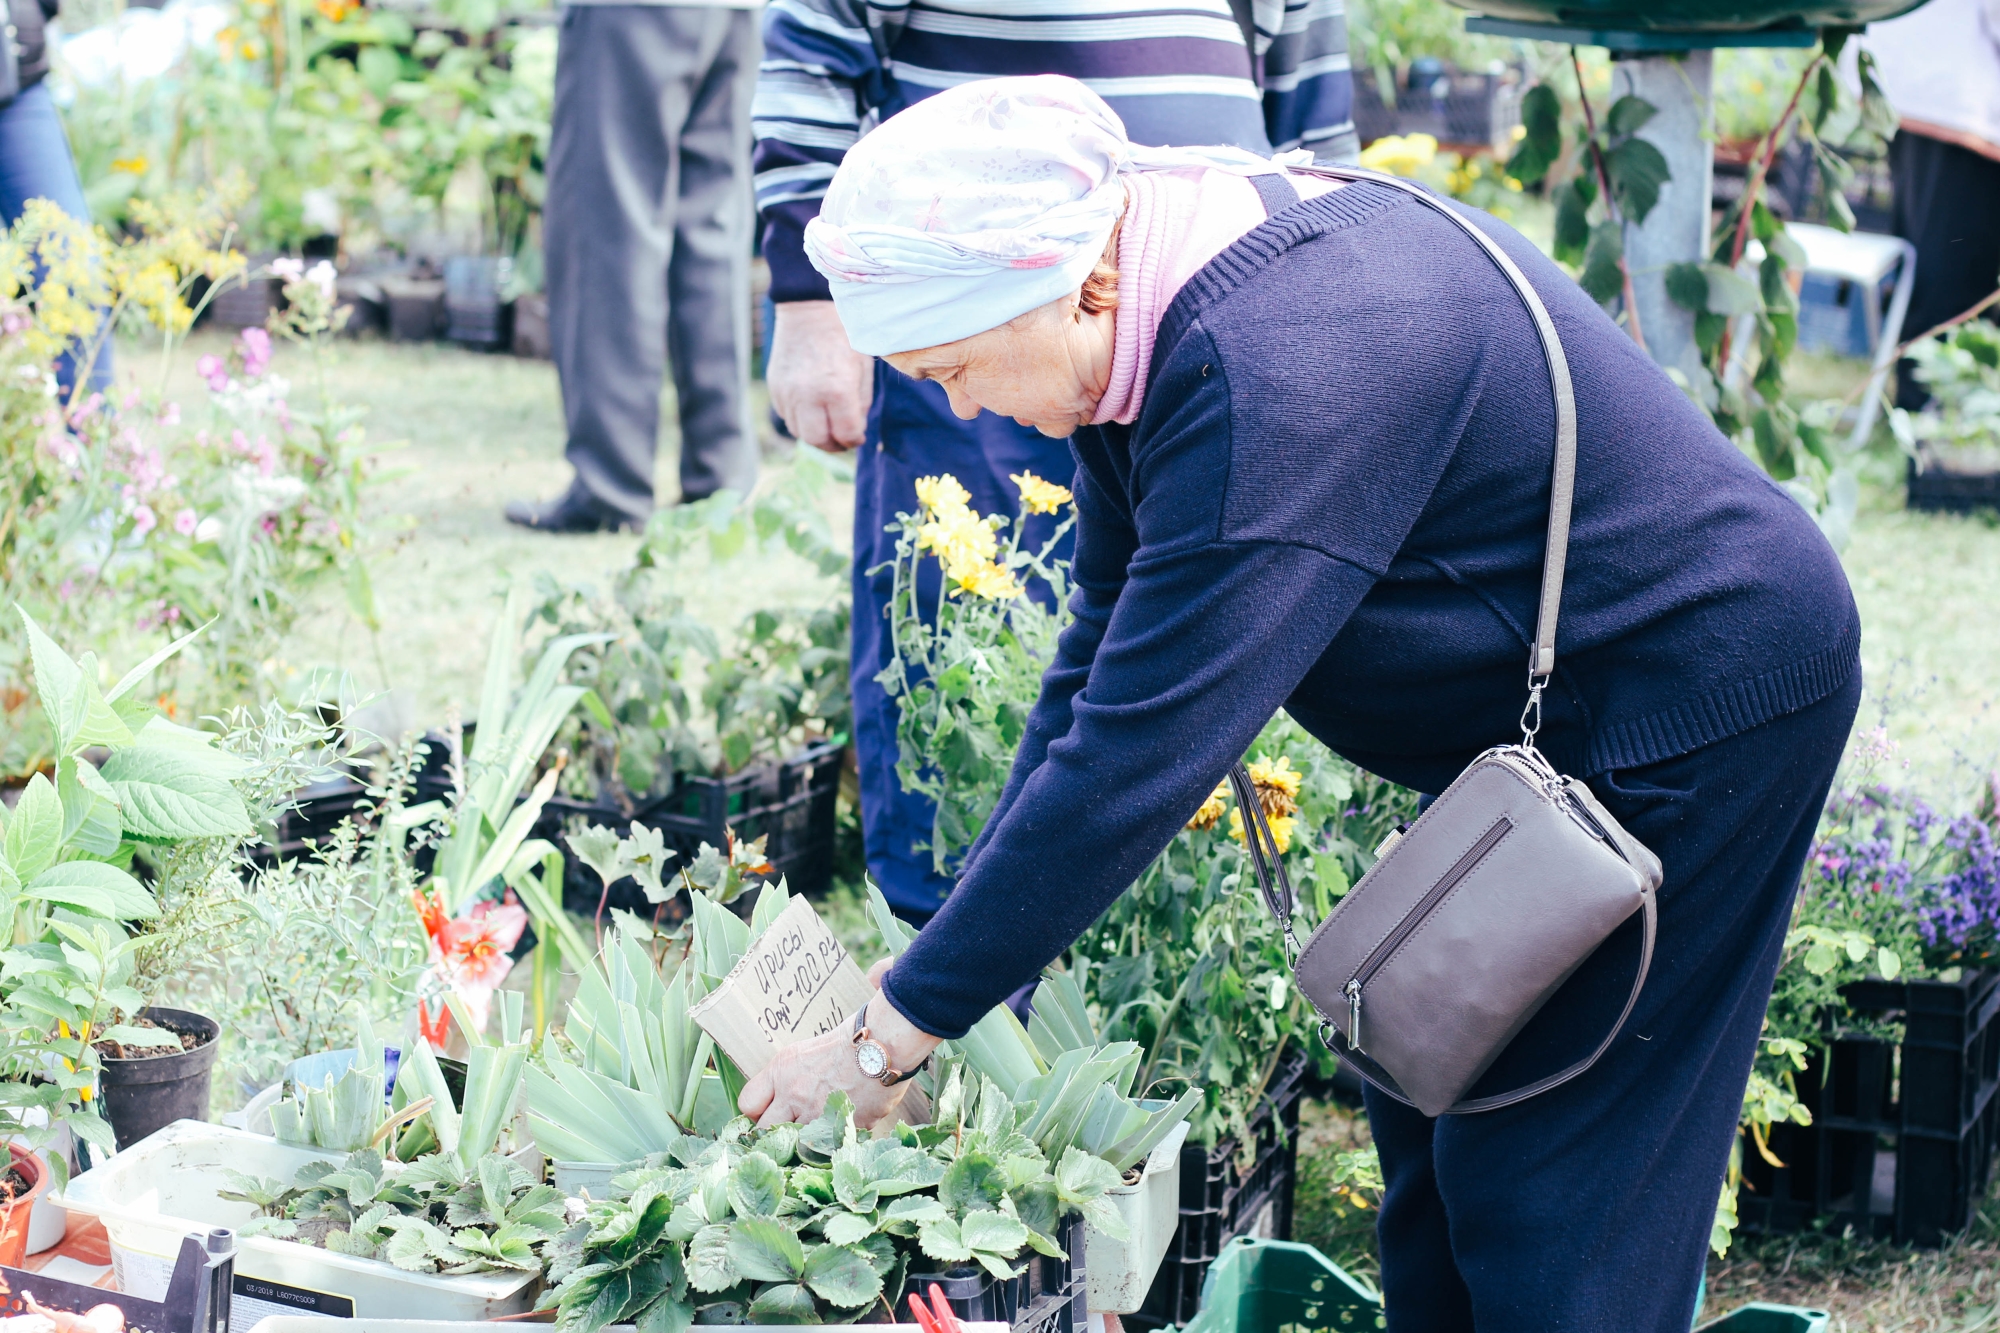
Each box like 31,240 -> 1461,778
504,482 -> 641,534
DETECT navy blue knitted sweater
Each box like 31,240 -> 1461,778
882,181 -> 1861,1040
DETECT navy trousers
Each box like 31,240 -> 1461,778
0,83 -> 109,395
851,364 -> 1076,914
1366,667 -> 1862,1332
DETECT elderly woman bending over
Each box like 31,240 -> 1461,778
741,76 -> 1861,1333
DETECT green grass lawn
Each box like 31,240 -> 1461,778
121,325 -> 2000,1330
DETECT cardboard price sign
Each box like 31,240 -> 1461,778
689,895 -> 875,1077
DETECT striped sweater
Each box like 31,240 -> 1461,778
753,0 -> 1361,302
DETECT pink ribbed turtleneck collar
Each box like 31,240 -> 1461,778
1090,168 -> 1335,427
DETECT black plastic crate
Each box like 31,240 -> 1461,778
638,738 -> 845,896
248,772 -> 372,867
1909,457 -> 2000,514
905,1211 -> 1085,1332
1738,969 -> 2000,1246
1353,70 -> 1522,154
1126,1050 -> 1310,1330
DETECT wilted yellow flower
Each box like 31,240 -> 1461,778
1247,754 -> 1301,818
1229,806 -> 1294,854
1187,782 -> 1229,832
954,562 -> 1025,600
1359,133 -> 1438,179
1012,471 -> 1073,515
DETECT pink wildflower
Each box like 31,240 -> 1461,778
238,327 -> 271,378
68,393 -> 103,424
196,355 -> 229,393
1,311 -> 28,337
249,434 -> 278,477
271,257 -> 305,283
173,508 -> 198,537
158,401 -> 181,426
131,505 -> 157,538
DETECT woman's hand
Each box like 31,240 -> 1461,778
738,959 -> 945,1128
768,301 -> 874,453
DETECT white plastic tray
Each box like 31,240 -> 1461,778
242,1312 -> 1008,1320
1084,1120 -> 1190,1315
55,1121 -> 536,1321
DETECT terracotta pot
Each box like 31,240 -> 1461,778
0,1144 -> 50,1267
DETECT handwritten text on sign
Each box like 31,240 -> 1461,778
689,894 -> 874,1076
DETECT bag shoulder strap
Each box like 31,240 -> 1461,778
1230,171 -> 1640,1116
1296,166 -> 1577,684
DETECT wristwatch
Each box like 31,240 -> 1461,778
852,1006 -> 927,1087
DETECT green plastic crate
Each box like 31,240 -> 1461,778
1177,1237 -> 1831,1333
1179,1238 -> 1385,1332
1695,1303 -> 1831,1332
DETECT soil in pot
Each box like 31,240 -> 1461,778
97,1007 -> 221,1151
0,1145 -> 49,1267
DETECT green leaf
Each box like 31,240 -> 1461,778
831,1158 -> 879,1214
821,1211 -> 876,1246
27,861 -> 159,919
1879,948 -> 1902,980
959,1209 -> 1029,1257
1506,83 -> 1562,187
3,774 -> 63,884
105,622 -> 207,703
98,748 -> 253,841
1579,222 -> 1625,305
728,1152 -> 787,1219
729,1218 -> 805,1284
1605,94 -> 1658,137
1552,181 -> 1592,265
58,756 -> 121,855
1803,942 -> 1838,975
1607,137 -> 1671,226
1054,1146 -> 1121,1206
747,1283 -> 818,1323
1699,263 -> 1762,317
19,609 -> 86,752
632,1297 -> 693,1333
939,1152 -> 1006,1214
917,1217 -> 971,1263
803,1243 -> 883,1308
1665,262 -> 1710,316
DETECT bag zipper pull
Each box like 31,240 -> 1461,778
1345,979 -> 1363,1052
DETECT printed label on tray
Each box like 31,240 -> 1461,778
228,1275 -> 354,1333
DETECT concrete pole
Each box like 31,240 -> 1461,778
1610,50 -> 1714,384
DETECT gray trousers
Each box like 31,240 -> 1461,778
546,5 -> 760,519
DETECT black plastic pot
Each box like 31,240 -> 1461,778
97,1007 -> 221,1151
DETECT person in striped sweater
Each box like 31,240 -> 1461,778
756,0 -> 1360,921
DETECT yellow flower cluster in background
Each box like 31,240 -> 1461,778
1229,805 -> 1295,854
1359,132 -> 1439,178
1182,754 -> 1301,853
913,473 -> 1021,600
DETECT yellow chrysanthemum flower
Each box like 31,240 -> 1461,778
1229,806 -> 1295,854
1187,782 -> 1229,832
954,562 -> 1025,601
915,474 -> 973,517
1358,133 -> 1438,180
1247,754 -> 1301,817
1012,471 -> 1074,516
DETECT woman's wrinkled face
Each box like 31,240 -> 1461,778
884,293 -> 1115,439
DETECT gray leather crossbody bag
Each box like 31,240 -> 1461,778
1230,167 -> 1665,1118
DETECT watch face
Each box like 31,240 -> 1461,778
856,1040 -> 889,1080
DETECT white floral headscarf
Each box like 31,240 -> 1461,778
805,74 -> 1307,356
